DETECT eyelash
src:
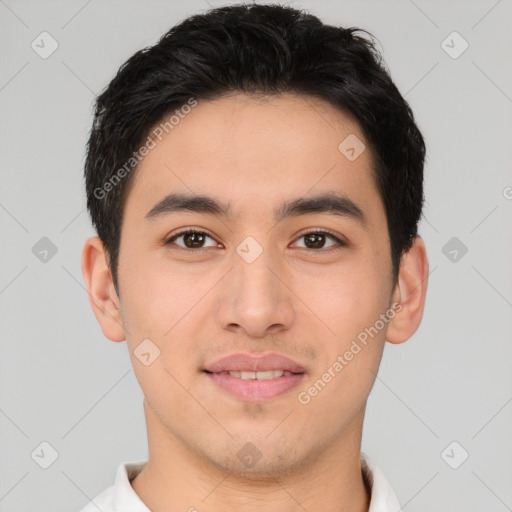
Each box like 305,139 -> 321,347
165,228 -> 346,252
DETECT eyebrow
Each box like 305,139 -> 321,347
145,192 -> 368,228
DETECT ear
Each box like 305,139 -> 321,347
81,236 -> 126,342
385,236 -> 429,344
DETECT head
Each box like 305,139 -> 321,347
82,3 -> 428,476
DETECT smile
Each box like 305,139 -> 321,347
216,370 -> 296,380
204,370 -> 305,401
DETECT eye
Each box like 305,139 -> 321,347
165,228 -> 346,251
165,229 -> 219,249
292,229 -> 346,250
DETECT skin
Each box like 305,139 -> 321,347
82,92 -> 429,512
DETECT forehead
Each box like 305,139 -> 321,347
124,92 -> 384,225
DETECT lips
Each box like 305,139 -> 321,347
203,352 -> 307,401
220,369 -> 294,380
203,352 -> 306,374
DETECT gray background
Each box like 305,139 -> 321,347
1,0 -> 511,510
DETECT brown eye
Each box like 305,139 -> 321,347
304,232 -> 327,249
166,230 -> 218,249
294,230 -> 345,250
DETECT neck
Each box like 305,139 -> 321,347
131,402 -> 371,512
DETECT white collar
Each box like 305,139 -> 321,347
107,453 -> 400,511
361,453 -> 401,511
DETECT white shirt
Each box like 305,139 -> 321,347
79,453 -> 400,512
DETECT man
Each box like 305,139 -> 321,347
80,3 -> 429,511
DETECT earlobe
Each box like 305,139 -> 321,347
385,236 -> 429,345
81,236 -> 126,342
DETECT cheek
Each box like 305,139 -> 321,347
120,271 -> 194,412
120,252 -> 197,331
299,273 -> 387,413
120,254 -> 216,374
300,262 -> 388,343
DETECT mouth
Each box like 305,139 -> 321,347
206,369 -> 300,380
203,370 -> 305,402
203,352 -> 307,402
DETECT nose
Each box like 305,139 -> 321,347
215,247 -> 295,339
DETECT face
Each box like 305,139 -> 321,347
115,92 -> 399,475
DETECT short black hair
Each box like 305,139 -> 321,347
84,2 -> 426,296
